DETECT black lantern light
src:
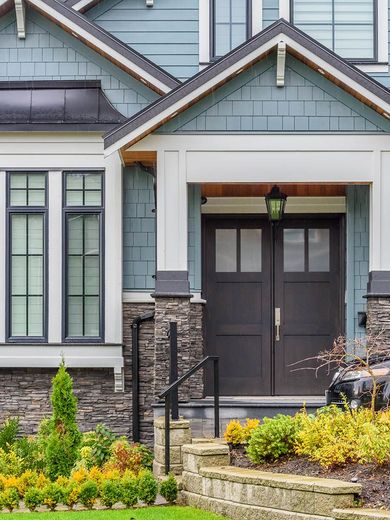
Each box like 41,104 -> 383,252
265,185 -> 287,222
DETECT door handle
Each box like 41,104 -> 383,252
275,307 -> 281,342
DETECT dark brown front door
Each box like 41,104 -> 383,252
203,216 -> 343,396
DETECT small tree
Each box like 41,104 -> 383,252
44,361 -> 82,479
292,334 -> 390,417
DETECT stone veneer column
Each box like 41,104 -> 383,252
153,416 -> 192,477
365,271 -> 390,341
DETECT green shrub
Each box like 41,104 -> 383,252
0,446 -> 24,476
100,479 -> 122,508
120,475 -> 138,508
160,473 -> 178,504
0,418 -> 19,451
79,480 -> 98,509
1,487 -> 20,512
247,414 -> 299,464
82,425 -> 117,468
24,487 -> 43,512
137,471 -> 158,505
105,440 -> 150,475
133,444 -> 153,471
44,362 -> 82,479
43,482 -> 64,511
16,436 -> 45,473
64,482 -> 81,510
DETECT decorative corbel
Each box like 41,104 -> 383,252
14,0 -> 26,39
114,367 -> 124,393
276,41 -> 286,87
146,0 -> 153,6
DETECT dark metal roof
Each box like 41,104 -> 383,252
0,80 -> 127,131
26,0 -> 180,92
104,18 -> 390,149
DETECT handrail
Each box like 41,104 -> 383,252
159,355 -> 220,475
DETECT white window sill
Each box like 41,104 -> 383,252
0,345 -> 123,370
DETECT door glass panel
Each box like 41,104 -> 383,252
309,229 -> 330,271
284,229 -> 305,272
215,229 -> 237,272
241,229 -> 262,272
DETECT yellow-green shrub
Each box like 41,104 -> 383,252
242,418 -> 260,443
224,420 -> 243,446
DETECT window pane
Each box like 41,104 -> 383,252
334,0 -> 373,23
215,0 -> 230,23
12,257 -> 27,295
65,172 -> 102,207
66,191 -> 83,206
85,173 -> 102,190
216,229 -> 237,272
11,296 -> 26,336
232,0 -> 246,23
309,229 -> 330,271
28,256 -> 43,294
10,190 -> 27,206
11,215 -> 26,255
28,189 -> 45,206
84,296 -> 100,336
84,191 -> 101,206
28,215 -> 43,254
334,25 -> 374,58
284,229 -> 305,272
215,24 -> 231,56
28,296 -> 43,336
68,256 -> 83,296
241,229 -> 262,272
231,23 -> 247,49
84,215 -> 100,255
68,216 -> 83,255
68,296 -> 83,336
10,173 -> 27,189
29,173 -> 45,189
85,256 -> 100,295
67,173 -> 84,190
293,0 -> 332,23
295,24 -> 333,48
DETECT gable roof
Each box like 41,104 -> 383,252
104,19 -> 390,154
1,0 -> 180,94
0,80 -> 126,131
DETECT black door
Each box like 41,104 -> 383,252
203,216 -> 343,396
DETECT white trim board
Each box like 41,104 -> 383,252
122,292 -> 206,304
202,196 -> 347,214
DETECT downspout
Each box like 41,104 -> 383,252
132,161 -> 157,443
132,310 -> 155,443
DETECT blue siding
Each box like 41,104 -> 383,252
123,168 -> 201,292
0,11 -> 158,117
346,185 -> 369,340
87,0 -> 199,81
262,0 -> 279,28
158,54 -> 389,133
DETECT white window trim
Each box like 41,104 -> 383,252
199,0 -> 263,68
283,0 -> 388,73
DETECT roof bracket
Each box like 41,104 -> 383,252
14,0 -> 26,39
276,41 -> 286,87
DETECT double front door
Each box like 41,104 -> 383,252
203,216 -> 342,396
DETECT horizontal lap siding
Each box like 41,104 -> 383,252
0,11 -> 158,117
88,0 -> 199,81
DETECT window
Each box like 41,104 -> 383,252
212,0 -> 251,58
63,172 -> 104,341
291,0 -> 376,61
7,172 -> 47,341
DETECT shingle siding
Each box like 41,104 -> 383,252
158,53 -> 388,134
0,10 -> 158,117
87,0 -> 199,81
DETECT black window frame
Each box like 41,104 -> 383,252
290,0 -> 378,64
6,171 -> 48,343
210,0 -> 252,60
62,171 -> 105,344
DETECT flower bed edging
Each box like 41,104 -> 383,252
179,442 -> 390,520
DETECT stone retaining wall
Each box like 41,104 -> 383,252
179,442 -> 390,520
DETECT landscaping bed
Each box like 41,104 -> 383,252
231,450 -> 390,510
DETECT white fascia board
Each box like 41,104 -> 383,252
0,345 -> 124,369
106,31 -> 390,156
71,0 -> 94,11
27,0 -> 171,94
122,291 -> 205,303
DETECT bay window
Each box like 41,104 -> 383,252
7,172 -> 47,341
64,172 -> 103,341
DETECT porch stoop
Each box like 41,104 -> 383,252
154,396 -> 325,438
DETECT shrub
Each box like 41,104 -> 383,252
1,488 -> 20,512
100,479 -> 122,508
24,487 -> 43,512
160,473 -> 178,504
18,470 -> 39,496
295,406 -> 390,467
224,420 -> 243,446
120,475 -> 138,508
0,418 -> 19,451
16,436 -> 45,473
82,425 -> 117,468
247,414 -> 299,464
0,446 -> 24,476
43,482 -> 64,511
242,418 -> 260,443
79,480 -> 98,509
105,440 -> 147,475
64,482 -> 81,510
132,444 -> 153,471
44,362 -> 82,479
137,471 -> 158,505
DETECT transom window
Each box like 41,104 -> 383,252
212,0 -> 250,58
64,171 -> 104,342
291,0 -> 376,61
7,172 -> 47,341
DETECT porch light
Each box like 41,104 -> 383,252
265,185 -> 287,222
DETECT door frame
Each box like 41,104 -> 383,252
201,212 -> 346,397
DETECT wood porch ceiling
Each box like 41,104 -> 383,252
201,184 -> 347,197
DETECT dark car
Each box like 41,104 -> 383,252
326,358 -> 390,410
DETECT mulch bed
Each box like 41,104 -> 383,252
231,447 -> 390,510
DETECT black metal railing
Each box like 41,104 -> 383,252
158,355 -> 220,475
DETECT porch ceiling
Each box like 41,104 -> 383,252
201,184 -> 347,198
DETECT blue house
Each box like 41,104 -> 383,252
0,0 -> 389,442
